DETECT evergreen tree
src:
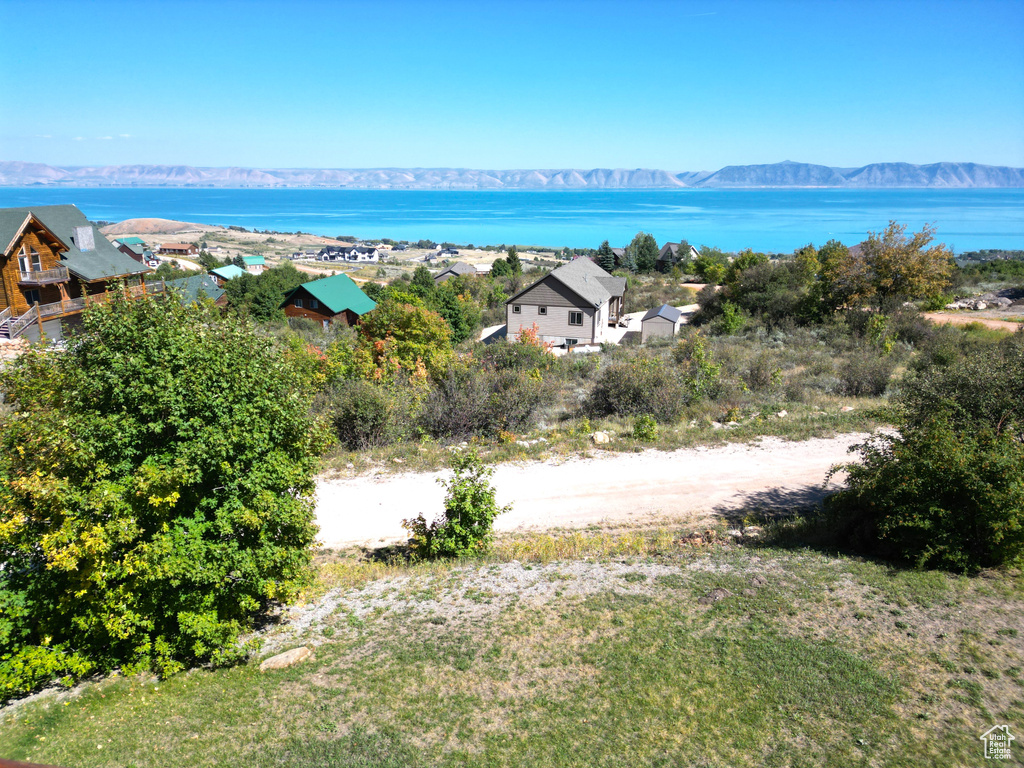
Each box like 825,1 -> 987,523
506,246 -> 522,275
597,240 -> 615,272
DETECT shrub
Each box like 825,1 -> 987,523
326,381 -> 414,450
403,450 -> 510,559
827,415 -> 1024,571
633,414 -> 658,441
838,350 -> 896,396
0,295 -> 323,700
716,300 -> 745,335
419,364 -> 550,440
585,353 -> 686,422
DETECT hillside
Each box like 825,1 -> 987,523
2,160 -> 1023,189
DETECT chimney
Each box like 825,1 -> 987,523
74,226 -> 95,252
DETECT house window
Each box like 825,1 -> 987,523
568,311 -> 583,326
18,247 -> 30,274
512,305 -> 521,314
295,298 -> 304,308
24,289 -> 41,306
538,306 -> 547,315
310,299 -> 319,309
565,338 -> 578,347
30,249 -> 41,271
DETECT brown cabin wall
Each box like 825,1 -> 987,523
0,229 -> 66,315
282,300 -> 355,327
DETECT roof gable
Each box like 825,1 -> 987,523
283,273 -> 376,316
210,264 -> 247,280
0,204 -> 149,281
507,257 -> 621,308
642,303 -> 682,322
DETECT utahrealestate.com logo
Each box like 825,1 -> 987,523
980,725 -> 1015,760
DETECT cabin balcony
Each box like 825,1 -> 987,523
1,281 -> 165,339
18,265 -> 70,285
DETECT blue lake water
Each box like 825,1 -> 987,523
1,187 -> 1022,253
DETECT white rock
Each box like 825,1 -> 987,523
841,406 -> 855,412
776,410 -> 788,418
260,646 -> 311,672
591,431 -> 611,444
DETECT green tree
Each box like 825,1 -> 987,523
410,265 -> 436,300
232,255 -> 246,268
506,246 -> 522,275
0,295 -> 323,699
596,240 -> 615,272
198,250 -> 222,271
628,232 -> 659,273
862,221 -> 954,303
490,257 -> 511,278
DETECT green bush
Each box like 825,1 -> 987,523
403,450 -> 510,558
585,353 -> 686,422
0,295 -> 323,700
838,350 -> 896,396
827,415 -> 1024,571
419,364 -> 551,440
326,381 -> 414,450
633,414 -> 658,441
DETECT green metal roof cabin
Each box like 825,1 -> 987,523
280,273 -> 376,328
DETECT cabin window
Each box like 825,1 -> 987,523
30,249 -> 42,271
295,298 -> 304,308
310,299 -> 319,309
565,338 -> 578,347
538,306 -> 547,315
568,311 -> 583,326
18,247 -> 30,274
512,304 -> 521,314
24,289 -> 41,306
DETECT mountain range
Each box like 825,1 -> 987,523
1,160 -> 1022,189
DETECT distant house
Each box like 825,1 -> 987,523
159,242 -> 199,258
640,304 -> 684,343
434,261 -> 476,284
165,273 -> 227,307
280,273 -> 376,329
506,258 -> 626,346
0,204 -> 152,339
242,255 -> 265,275
317,245 -> 381,263
657,242 -> 700,270
393,244 -> 409,251
209,264 -> 247,285
611,248 -> 628,267
114,236 -> 148,264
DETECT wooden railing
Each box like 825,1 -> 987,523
18,266 -> 70,284
2,282 -> 167,339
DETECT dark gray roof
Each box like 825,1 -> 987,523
0,204 -> 150,282
642,303 -> 683,323
165,274 -> 225,305
508,257 -> 622,309
434,261 -> 476,281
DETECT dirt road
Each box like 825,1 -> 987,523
314,433 -> 872,548
922,312 -> 1022,332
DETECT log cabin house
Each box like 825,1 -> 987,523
280,273 -> 376,329
0,205 -> 155,339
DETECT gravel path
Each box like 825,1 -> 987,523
314,433 -> 870,548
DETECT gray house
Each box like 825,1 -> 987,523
506,258 -> 625,346
640,303 -> 683,343
656,242 -> 700,270
434,261 -> 476,284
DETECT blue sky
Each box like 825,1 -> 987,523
2,0 -> 1022,170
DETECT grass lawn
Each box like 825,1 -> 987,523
2,529 -> 1022,767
